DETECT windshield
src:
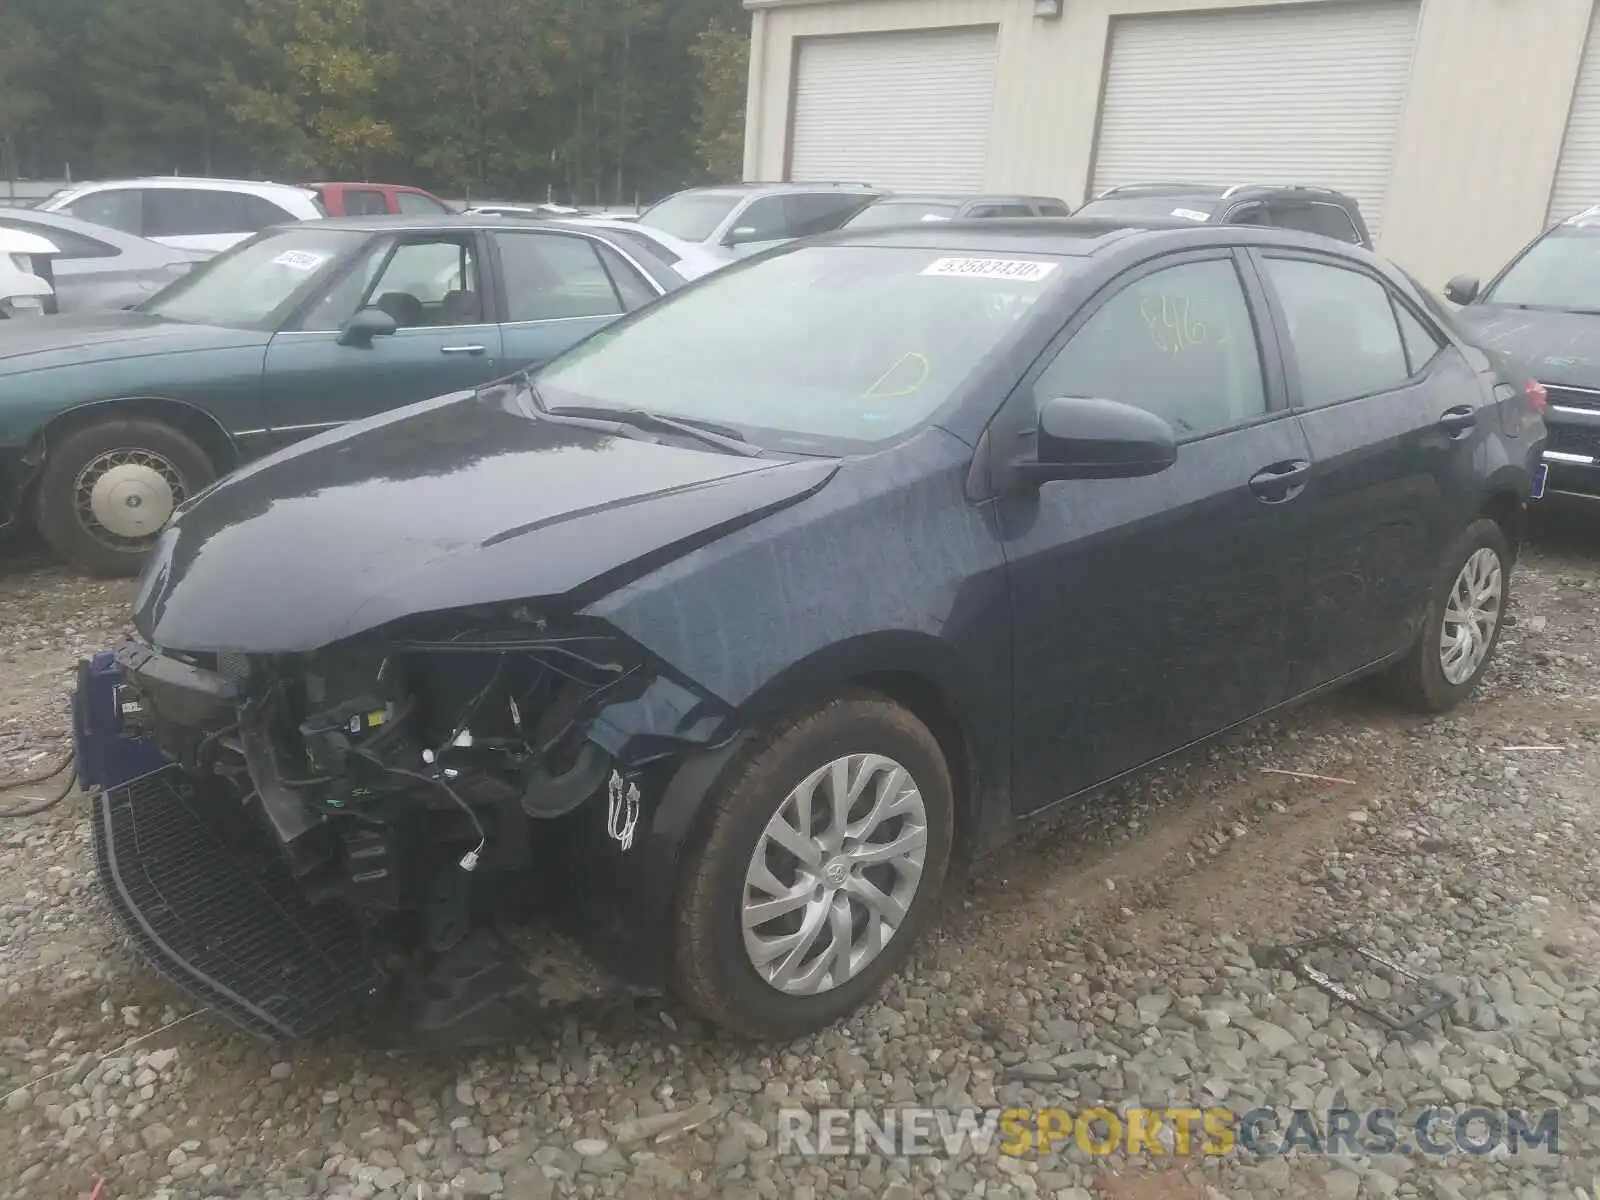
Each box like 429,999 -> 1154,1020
535,245 -> 1074,453
638,192 -> 742,242
844,201 -> 962,229
1484,227 -> 1600,312
1075,196 -> 1219,221
141,227 -> 368,328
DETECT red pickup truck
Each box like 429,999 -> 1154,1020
311,182 -> 456,217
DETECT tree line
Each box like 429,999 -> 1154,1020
0,0 -> 751,206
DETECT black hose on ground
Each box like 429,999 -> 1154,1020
0,748 -> 80,818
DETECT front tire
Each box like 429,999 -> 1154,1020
671,692 -> 954,1040
1384,518 -> 1511,713
33,418 -> 214,577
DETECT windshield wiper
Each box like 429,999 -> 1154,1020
514,372 -> 761,457
549,405 -> 763,456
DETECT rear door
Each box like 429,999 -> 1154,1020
1250,249 -> 1489,687
996,249 -> 1317,814
259,231 -> 502,443
488,230 -> 655,372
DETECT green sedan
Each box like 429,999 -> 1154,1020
0,215 -> 686,575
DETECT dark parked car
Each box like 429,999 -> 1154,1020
842,193 -> 1072,228
1443,206 -> 1600,504
0,215 -> 685,575
1075,183 -> 1372,248
100,219 -> 1542,1045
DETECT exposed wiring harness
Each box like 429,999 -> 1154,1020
0,747 -> 80,818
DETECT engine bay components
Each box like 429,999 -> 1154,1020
94,614 -> 732,1044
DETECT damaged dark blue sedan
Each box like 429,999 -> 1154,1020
99,219 -> 1545,1045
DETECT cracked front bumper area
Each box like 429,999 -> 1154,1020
87,633 -> 731,1045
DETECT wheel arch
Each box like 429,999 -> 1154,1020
1479,475 -> 1527,564
28,395 -> 240,483
724,632 -> 1006,867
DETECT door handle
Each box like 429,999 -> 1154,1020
1248,459 -> 1311,503
440,344 -> 486,355
1439,405 -> 1477,436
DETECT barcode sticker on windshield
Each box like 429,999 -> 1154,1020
921,257 -> 1058,281
271,250 -> 329,271
1171,208 -> 1211,222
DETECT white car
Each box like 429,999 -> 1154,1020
0,228 -> 58,317
550,216 -> 731,281
37,177 -> 325,254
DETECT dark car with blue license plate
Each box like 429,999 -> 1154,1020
0,215 -> 683,576
95,218 -> 1544,1045
1444,206 -> 1600,504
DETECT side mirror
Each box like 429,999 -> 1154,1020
1012,396 -> 1178,487
338,306 -> 397,346
724,226 -> 761,247
1444,275 -> 1480,306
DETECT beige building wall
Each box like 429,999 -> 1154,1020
744,0 -> 1596,291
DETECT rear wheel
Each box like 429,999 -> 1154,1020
671,693 -> 953,1039
34,417 -> 214,577
1384,518 -> 1510,713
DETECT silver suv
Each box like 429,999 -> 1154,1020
635,182 -> 882,259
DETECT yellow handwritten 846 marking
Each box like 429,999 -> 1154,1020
1140,295 -> 1209,354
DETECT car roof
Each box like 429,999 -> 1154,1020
870,193 -> 1062,204
662,182 -> 880,198
311,181 -> 434,192
1090,182 -> 1356,204
52,176 -> 319,200
813,215 -> 1372,257
287,213 -> 653,235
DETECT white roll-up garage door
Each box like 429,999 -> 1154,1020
788,26 -> 997,191
1549,7 -> 1600,223
1091,2 -> 1421,239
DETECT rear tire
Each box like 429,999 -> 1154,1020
34,418 -> 214,577
671,692 -> 953,1040
1383,518 -> 1511,713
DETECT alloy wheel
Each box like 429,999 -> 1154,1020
1439,546 -> 1503,685
742,753 -> 928,996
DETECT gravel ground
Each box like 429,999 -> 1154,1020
1,516 -> 1598,1200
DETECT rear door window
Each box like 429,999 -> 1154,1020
397,190 -> 452,215
60,189 -> 144,236
493,232 -> 623,321
1038,203 -> 1072,217
783,193 -> 873,237
968,203 -> 1035,218
234,194 -> 300,230
1261,257 -> 1412,407
729,196 -> 791,243
595,243 -> 659,311
0,219 -> 118,259
343,189 -> 391,216
1265,202 -> 1362,245
145,189 -> 246,237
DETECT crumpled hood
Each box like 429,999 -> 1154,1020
133,382 -> 839,653
1453,305 -> 1600,389
0,309 -> 266,372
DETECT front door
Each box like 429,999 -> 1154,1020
1250,251 -> 1486,686
996,251 -> 1316,814
488,230 -> 656,372
260,232 -> 503,448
